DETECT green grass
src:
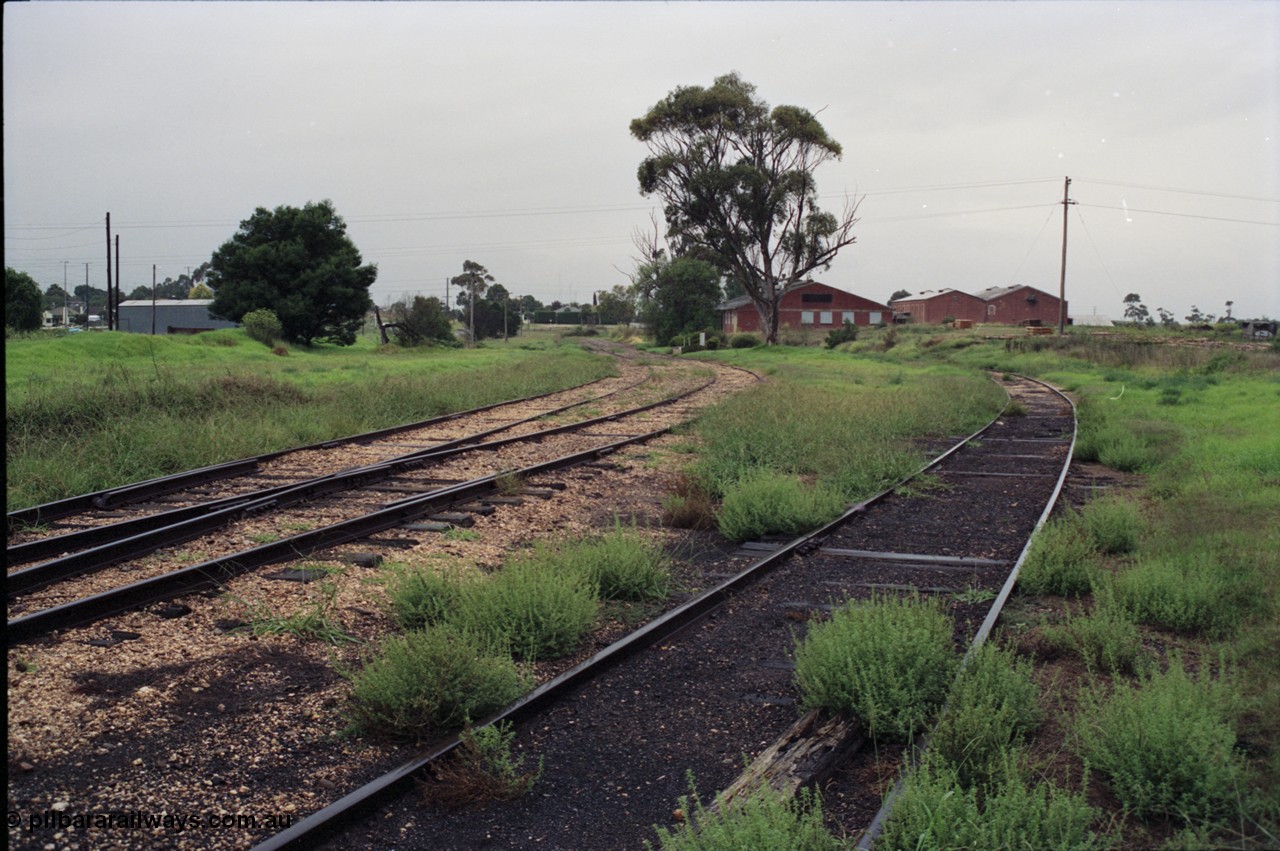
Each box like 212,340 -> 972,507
649,776 -> 846,851
793,594 -> 956,741
345,624 -> 529,740
530,522 -> 672,602
235,581 -> 361,645
1073,658 -> 1248,824
716,470 -> 846,542
1017,515 -> 1099,597
5,329 -> 614,509
1113,551 -> 1263,638
880,757 -> 1101,851
931,643 -> 1042,789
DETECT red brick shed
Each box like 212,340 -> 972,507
975,285 -> 1066,326
889,289 -> 985,325
720,282 -> 891,336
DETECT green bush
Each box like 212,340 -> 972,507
931,643 -> 1042,789
824,320 -> 858,349
1073,658 -> 1246,823
1113,552 -> 1261,637
241,308 -> 283,346
1041,587 -> 1150,675
346,624 -> 528,740
880,758 -> 1100,851
1079,494 -> 1141,555
388,567 -> 470,630
421,720 -> 543,807
649,776 -> 844,851
455,559 -> 598,661
793,594 -> 955,741
728,332 -> 762,349
1018,517 -> 1099,596
548,522 -> 671,602
716,470 -> 846,543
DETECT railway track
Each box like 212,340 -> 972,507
6,351 -> 747,643
245,373 -> 1075,850
6,367 -> 1071,851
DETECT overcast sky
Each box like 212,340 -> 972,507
5,1 -> 1278,322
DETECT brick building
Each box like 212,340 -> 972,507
974,285 -> 1066,327
720,282 -> 890,336
889,289 -> 986,325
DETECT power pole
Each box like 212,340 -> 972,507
104,213 -> 112,326
1057,176 -> 1075,335
114,235 -> 120,330
152,265 -> 158,335
503,294 -> 509,341
62,262 -> 68,326
84,264 -> 88,326
469,283 -> 475,347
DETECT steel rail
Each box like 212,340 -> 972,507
6,375 -> 714,599
7,369 -> 666,569
6,365 -> 638,529
855,373 -> 1077,850
247,375 -> 1033,851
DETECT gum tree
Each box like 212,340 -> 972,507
630,73 -> 859,344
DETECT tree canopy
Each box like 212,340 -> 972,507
635,256 -> 723,346
6,267 -> 43,332
631,72 -> 859,344
207,200 -> 376,346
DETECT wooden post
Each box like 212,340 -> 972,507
151,265 -> 157,335
105,213 -> 112,327
1057,176 -> 1073,335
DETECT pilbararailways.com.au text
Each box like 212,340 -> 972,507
10,808 -> 294,834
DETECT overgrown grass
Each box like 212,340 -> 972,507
649,776 -> 846,851
1113,551 -> 1263,638
527,522 -> 671,601
1017,516 -> 1099,597
1039,585 -> 1150,675
420,721 -> 543,808
1073,658 -> 1248,824
716,470 -> 846,542
6,330 -> 614,508
931,643 -> 1042,789
345,624 -> 529,740
879,757 -> 1101,851
793,594 -> 955,741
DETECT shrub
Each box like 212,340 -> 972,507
1079,494 -> 1141,555
716,470 -> 846,543
455,559 -> 598,661
1073,658 -> 1246,823
649,776 -> 844,851
1113,551 -> 1260,637
931,643 -> 1042,788
388,567 -> 470,631
880,758 -> 1100,851
793,594 -> 955,741
1040,587 -> 1150,675
241,308 -> 283,346
823,320 -> 858,349
346,625 -> 528,740
661,472 -> 717,531
728,332 -> 761,349
1017,516 -> 1099,596
420,721 -> 543,807
531,523 -> 671,602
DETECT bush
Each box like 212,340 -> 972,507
420,721 -> 543,807
793,594 -> 955,741
881,758 -> 1101,851
241,308 -> 283,346
728,332 -> 761,349
1079,494 -> 1141,555
823,320 -> 858,349
661,472 -> 717,531
931,643 -> 1042,788
716,470 -> 846,543
388,567 -> 470,631
1073,658 -> 1246,823
649,776 -> 844,851
454,559 -> 598,661
1113,551 -> 1261,637
1017,516 -> 1099,596
346,625 -> 528,740
524,523 -> 671,602
1040,587 -> 1150,675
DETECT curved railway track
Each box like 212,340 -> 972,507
7,352 -> 752,643
248,373 -> 1075,850
6,368 -> 1073,851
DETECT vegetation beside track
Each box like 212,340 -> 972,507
4,330 -> 614,509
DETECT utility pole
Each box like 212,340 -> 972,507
114,235 -> 120,330
105,213 -> 112,326
62,262 -> 68,327
152,265 -> 158,335
1058,176 -> 1075,335
503,294 -> 509,341
469,282 -> 475,347
84,264 -> 88,326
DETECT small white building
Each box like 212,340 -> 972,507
1070,312 -> 1114,327
117,299 -> 240,334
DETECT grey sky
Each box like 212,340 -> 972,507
5,1 -> 1278,321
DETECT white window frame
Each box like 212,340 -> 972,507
869,311 -> 882,325
842,311 -> 855,324
819,311 -> 833,325
801,311 -> 815,325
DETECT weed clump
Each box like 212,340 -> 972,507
649,775 -> 843,851
346,625 -> 528,740
793,594 -> 955,741
420,721 -> 543,808
1072,658 -> 1246,823
717,470 -> 845,543
1018,516 -> 1099,596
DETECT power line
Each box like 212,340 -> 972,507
1076,203 -> 1280,227
1074,177 -> 1280,204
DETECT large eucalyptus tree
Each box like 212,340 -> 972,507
631,73 -> 859,344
